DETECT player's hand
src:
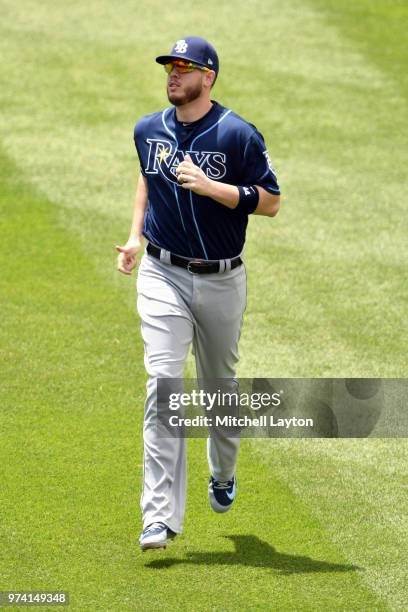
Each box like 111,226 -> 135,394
176,154 -> 212,196
115,237 -> 141,275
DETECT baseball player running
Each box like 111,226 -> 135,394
116,36 -> 280,551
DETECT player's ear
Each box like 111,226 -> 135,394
204,70 -> 216,89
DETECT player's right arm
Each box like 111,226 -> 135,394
116,174 -> 148,275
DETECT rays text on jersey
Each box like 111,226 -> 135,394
145,138 -> 227,183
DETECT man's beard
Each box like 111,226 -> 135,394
167,81 -> 203,106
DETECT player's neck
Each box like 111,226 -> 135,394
175,97 -> 213,124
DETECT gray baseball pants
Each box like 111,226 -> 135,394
136,249 -> 247,533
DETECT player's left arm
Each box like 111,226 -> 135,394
252,186 -> 280,217
176,155 -> 280,217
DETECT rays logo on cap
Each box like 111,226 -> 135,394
174,39 -> 188,53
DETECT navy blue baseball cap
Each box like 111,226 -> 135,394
155,36 -> 219,74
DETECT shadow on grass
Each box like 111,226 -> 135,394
144,535 -> 363,574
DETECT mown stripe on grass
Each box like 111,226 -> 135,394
240,0 -> 407,378
307,0 -> 408,100
0,146 -> 145,608
251,438 -> 408,611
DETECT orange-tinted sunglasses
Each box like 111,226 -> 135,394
164,59 -> 210,74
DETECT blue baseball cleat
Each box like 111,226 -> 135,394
208,476 -> 237,513
139,522 -> 175,551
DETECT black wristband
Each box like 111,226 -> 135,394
235,186 -> 259,214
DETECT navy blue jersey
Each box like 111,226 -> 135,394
134,101 -> 280,259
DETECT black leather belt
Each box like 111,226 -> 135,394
147,243 -> 243,275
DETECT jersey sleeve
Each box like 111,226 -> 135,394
241,130 -> 280,195
133,121 -> 147,177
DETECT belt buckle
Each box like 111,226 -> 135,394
187,260 -> 204,274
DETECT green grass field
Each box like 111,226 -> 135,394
1,1 -> 407,610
